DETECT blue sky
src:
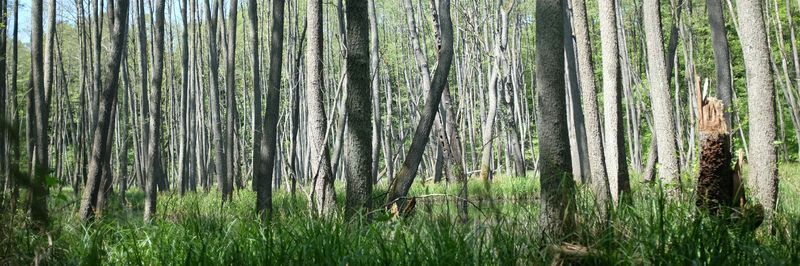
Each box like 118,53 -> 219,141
8,0 -> 189,44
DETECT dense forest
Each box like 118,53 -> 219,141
1,0 -> 800,264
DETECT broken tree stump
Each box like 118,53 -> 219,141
696,96 -> 735,213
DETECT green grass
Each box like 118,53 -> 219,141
1,165 -> 799,265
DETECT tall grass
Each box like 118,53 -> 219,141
2,165 -> 799,265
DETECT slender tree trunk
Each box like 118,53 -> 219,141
144,0 -> 166,222
563,0 -> 590,182
30,0 -> 49,228
736,0 -> 779,229
572,0 -> 611,214
385,0 -> 453,210
369,0 -> 382,185
78,0 -> 129,222
177,0 -> 190,196
307,0 -> 337,216
598,0 -> 629,202
204,0 -> 227,202
257,0 -> 284,219
224,0 -> 238,201
706,0 -> 733,131
643,0 -> 681,193
0,0 -> 7,197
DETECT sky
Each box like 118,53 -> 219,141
8,0 -> 189,44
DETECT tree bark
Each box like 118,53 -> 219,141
536,0 -> 575,238
144,0 -> 166,222
224,0 -> 238,201
571,0 -> 612,214
78,0 -> 129,222
736,0 -> 779,228
598,0 -> 629,202
257,0 -> 284,219
202,0 -> 227,202
344,0 -> 373,218
307,0 -> 337,216
30,0 -> 49,228
385,0 -> 453,210
643,0 -> 681,194
369,0 -> 382,185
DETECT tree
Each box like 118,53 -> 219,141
385,0 -> 453,210
0,0 -> 7,192
571,0 -> 611,212
257,0 -> 285,219
79,0 -> 129,222
344,0 -> 373,218
642,0 -> 681,193
224,0 -> 238,199
598,0 -> 629,202
204,0 -> 227,202
369,0 -> 381,185
30,0 -> 49,228
706,0 -> 733,130
736,0 -> 778,227
178,0 -> 191,195
536,0 -> 574,238
307,0 -> 337,216
145,0 -> 166,222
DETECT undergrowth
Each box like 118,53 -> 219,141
1,164 -> 799,265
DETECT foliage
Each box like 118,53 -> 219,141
2,165 -> 800,265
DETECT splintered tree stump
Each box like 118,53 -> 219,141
696,97 -> 734,213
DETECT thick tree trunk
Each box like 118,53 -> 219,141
696,97 -> 734,213
643,0 -> 681,194
344,0 -> 373,218
536,0 -> 575,238
307,0 -> 337,216
571,0 -> 611,212
78,0 -> 129,222
736,0 -> 779,228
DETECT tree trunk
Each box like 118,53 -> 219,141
369,0 -> 382,185
203,0 -> 227,202
563,0 -> 590,183
706,0 -> 733,131
598,0 -> 629,202
696,97 -> 734,213
78,0 -> 129,222
30,0 -> 49,228
571,0 -> 611,212
736,0 -> 779,228
344,0 -> 373,218
224,0 -> 238,201
536,0 -> 575,238
643,0 -> 681,194
257,0 -> 284,219
385,0 -> 453,210
178,0 -> 190,196
307,0 -> 337,216
144,0 -> 166,222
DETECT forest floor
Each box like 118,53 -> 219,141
2,164 -> 800,265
